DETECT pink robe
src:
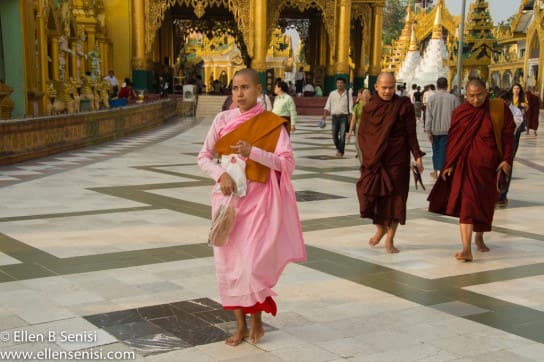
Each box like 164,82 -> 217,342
198,103 -> 306,309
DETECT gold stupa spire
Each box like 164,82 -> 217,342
409,24 -> 418,51
432,0 -> 444,40
399,2 -> 415,42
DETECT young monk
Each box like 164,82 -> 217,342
197,68 -> 306,346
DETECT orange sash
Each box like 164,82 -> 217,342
489,99 -> 505,157
214,111 -> 287,183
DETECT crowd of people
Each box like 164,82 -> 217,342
195,68 -> 541,346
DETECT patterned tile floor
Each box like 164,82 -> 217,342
0,114 -> 544,361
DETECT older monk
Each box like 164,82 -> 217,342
356,72 -> 425,253
428,78 -> 515,261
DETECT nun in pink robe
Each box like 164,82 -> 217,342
197,102 -> 306,315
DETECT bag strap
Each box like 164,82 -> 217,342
489,99 -> 505,157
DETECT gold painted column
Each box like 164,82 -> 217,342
132,0 -> 148,89
51,36 -> 59,80
71,41 -> 78,79
36,0 -> 48,112
132,0 -> 145,69
335,0 -> 351,76
319,23 -> 327,68
203,64 -> 211,94
369,4 -> 384,88
251,0 -> 267,86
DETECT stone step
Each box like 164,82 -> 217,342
196,95 -> 227,119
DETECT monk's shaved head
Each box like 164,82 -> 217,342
466,77 -> 486,90
375,72 -> 396,101
233,68 -> 260,85
376,72 -> 396,85
465,77 -> 488,108
232,68 -> 262,112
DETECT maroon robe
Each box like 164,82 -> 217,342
526,91 -> 540,131
428,99 -> 515,232
356,95 -> 425,226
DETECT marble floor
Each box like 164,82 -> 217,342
0,113 -> 544,361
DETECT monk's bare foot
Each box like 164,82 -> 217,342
225,328 -> 249,347
248,315 -> 264,344
454,251 -> 473,262
475,235 -> 490,252
385,245 -> 400,253
369,228 -> 387,247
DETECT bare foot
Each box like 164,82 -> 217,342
385,245 -> 400,253
369,228 -> 387,247
474,235 -> 490,252
225,328 -> 249,347
248,314 -> 264,344
454,251 -> 473,262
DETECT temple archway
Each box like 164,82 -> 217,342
134,0 -> 250,90
270,1 -> 331,91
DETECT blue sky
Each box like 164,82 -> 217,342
445,0 -> 521,23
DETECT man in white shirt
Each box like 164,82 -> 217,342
321,78 -> 353,158
104,70 -> 119,97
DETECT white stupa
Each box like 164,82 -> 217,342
396,24 -> 421,86
411,5 -> 449,87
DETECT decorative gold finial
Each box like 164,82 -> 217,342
409,24 -> 418,51
432,4 -> 443,39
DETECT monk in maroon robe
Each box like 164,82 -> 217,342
428,78 -> 515,261
356,72 -> 425,253
526,87 -> 540,135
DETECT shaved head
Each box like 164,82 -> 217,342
466,77 -> 488,108
233,68 -> 260,85
466,77 -> 486,90
375,72 -> 396,101
377,72 -> 396,84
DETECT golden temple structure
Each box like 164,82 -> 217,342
383,0 -> 544,97
0,0 -> 388,119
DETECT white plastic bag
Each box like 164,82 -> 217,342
208,194 -> 237,247
219,154 -> 247,197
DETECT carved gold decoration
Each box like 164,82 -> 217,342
0,82 -> 15,120
194,2 -> 206,18
132,58 -> 147,70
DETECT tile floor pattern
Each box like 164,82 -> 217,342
0,115 -> 544,361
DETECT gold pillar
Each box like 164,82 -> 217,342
358,29 -> 366,78
71,41 -> 78,79
87,28 -> 96,52
100,40 -> 109,75
36,0 -> 48,112
319,23 -> 327,69
132,0 -> 146,70
369,4 -> 383,76
335,0 -> 351,75
203,64 -> 211,94
251,0 -> 267,72
51,36 -> 59,80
